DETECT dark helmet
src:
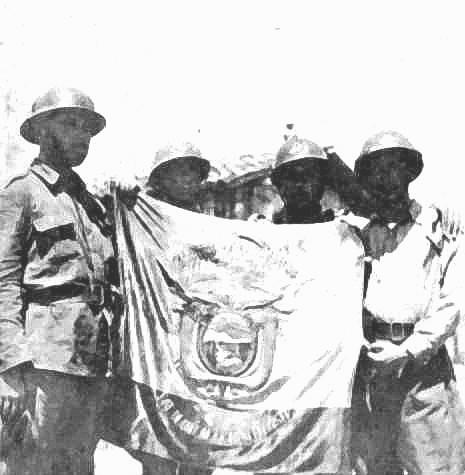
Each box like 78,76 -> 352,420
271,135 -> 328,187
151,142 -> 210,181
21,87 -> 106,144
354,131 -> 423,181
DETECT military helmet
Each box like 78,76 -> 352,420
151,142 -> 210,180
20,87 -> 106,144
354,130 -> 423,181
271,135 -> 328,186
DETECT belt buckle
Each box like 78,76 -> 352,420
391,322 -> 404,342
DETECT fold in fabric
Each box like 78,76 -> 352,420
113,192 -> 364,473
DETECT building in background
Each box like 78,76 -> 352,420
198,153 -> 282,220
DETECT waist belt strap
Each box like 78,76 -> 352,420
25,282 -> 107,307
373,320 -> 415,342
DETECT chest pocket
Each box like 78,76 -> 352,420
33,215 -> 77,258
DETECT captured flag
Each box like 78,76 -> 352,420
112,192 -> 364,473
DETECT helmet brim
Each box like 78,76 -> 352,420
354,147 -> 423,182
20,106 -> 106,144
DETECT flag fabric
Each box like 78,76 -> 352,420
113,192 -> 364,473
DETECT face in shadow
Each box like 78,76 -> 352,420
148,157 -> 206,206
41,110 -> 93,169
274,159 -> 327,207
357,151 -> 413,206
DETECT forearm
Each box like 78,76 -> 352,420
401,296 -> 460,361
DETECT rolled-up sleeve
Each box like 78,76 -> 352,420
0,182 -> 32,372
402,232 -> 464,361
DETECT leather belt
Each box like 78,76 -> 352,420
25,282 -> 108,308
372,320 -> 415,342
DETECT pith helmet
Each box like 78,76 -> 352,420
151,142 -> 210,180
20,87 -> 106,144
354,130 -> 423,181
271,135 -> 328,185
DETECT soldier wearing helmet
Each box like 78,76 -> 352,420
350,131 -> 465,475
118,142 -> 210,214
353,130 -> 423,222
113,143 -> 214,475
0,87 -> 115,474
271,136 -> 335,224
145,143 -> 210,211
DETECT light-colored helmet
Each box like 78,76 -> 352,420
151,142 -> 210,180
20,87 -> 106,144
271,135 -> 328,186
354,130 -> 423,181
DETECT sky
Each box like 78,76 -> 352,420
1,0 -> 465,208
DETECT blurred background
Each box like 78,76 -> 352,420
1,1 -> 465,207
1,1 -> 465,473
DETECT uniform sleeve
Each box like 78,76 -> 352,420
0,181 -> 32,372
402,212 -> 464,362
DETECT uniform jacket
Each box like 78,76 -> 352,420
0,160 -> 115,376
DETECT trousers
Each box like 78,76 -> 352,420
0,367 -> 110,475
351,346 -> 465,475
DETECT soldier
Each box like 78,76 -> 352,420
271,135 -> 335,224
145,142 -> 210,211
112,143 -> 213,475
350,131 -> 465,475
116,142 -> 210,212
223,136 -> 351,475
0,88 -> 115,474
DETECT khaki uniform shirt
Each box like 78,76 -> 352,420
0,160 -> 115,375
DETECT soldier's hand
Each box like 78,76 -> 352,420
366,340 -> 408,366
116,184 -> 141,209
442,205 -> 463,241
0,366 -> 25,424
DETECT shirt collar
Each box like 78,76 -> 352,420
368,199 -> 444,250
367,199 -> 421,226
31,159 -> 61,186
31,159 -> 86,194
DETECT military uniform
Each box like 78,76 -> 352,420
350,132 -> 465,475
0,160 -> 115,374
0,89 -> 115,475
248,137 -> 352,474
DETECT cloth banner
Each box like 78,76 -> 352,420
113,192 -> 364,473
